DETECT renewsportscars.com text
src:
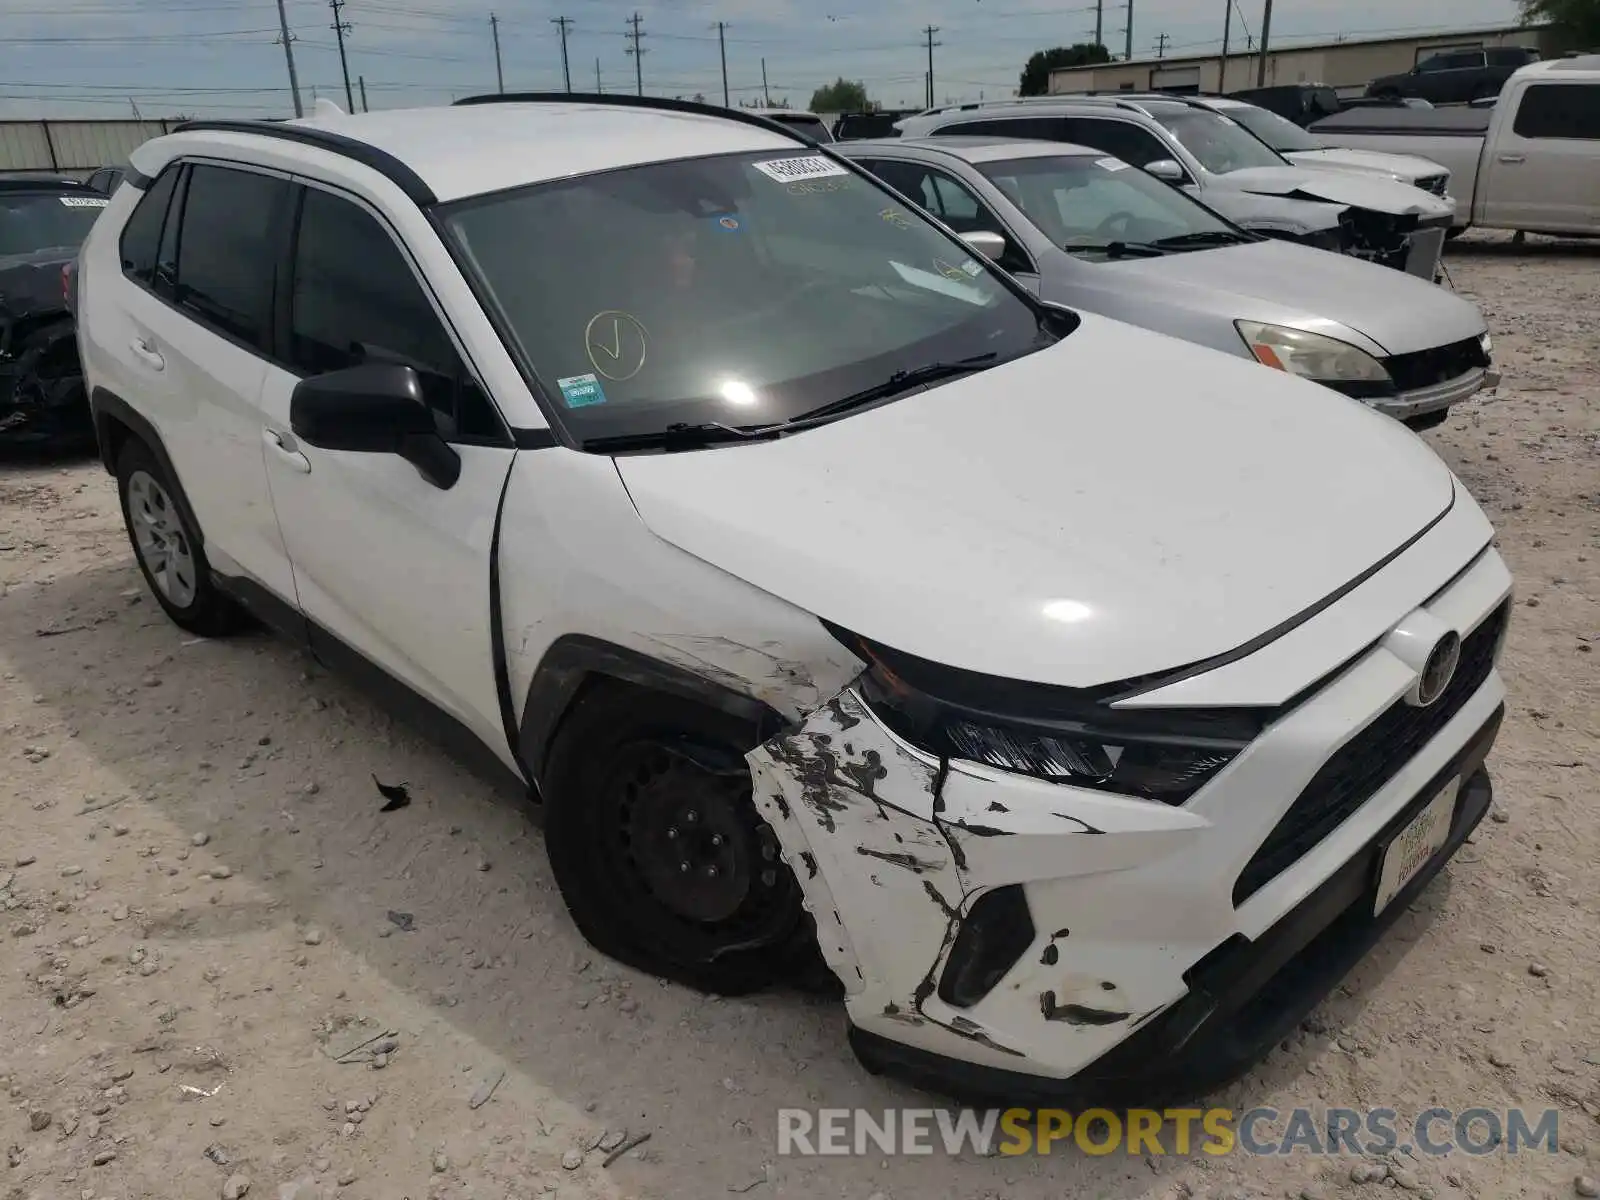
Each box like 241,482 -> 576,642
777,1107 -> 1560,1157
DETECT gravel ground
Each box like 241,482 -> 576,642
1,231 -> 1595,1200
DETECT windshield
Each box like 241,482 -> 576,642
769,114 -> 833,142
442,150 -> 1048,444
1219,104 -> 1323,153
1150,107 -> 1287,174
978,154 -> 1242,259
0,191 -> 106,257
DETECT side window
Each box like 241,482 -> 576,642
1512,84 -> 1600,140
288,186 -> 500,442
858,159 -> 1032,273
173,164 -> 286,349
153,166 -> 188,298
1059,118 -> 1172,170
118,165 -> 179,285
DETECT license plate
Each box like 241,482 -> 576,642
1374,777 -> 1459,915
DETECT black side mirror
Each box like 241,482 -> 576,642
290,363 -> 461,489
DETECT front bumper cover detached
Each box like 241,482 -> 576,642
850,711 -> 1500,1107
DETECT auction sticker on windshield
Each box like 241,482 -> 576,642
60,196 -> 109,207
556,373 -> 608,408
752,156 -> 849,183
1096,157 -> 1130,172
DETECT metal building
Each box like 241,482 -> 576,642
0,120 -> 179,180
1047,23 -> 1557,97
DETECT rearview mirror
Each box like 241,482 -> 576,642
290,362 -> 461,489
960,230 -> 1007,262
1144,158 -> 1186,184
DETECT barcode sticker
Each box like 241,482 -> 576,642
752,155 -> 849,183
59,196 -> 109,207
1096,157 -> 1130,172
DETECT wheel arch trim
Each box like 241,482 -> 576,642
90,386 -> 206,549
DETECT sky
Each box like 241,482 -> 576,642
2,0 -> 1524,119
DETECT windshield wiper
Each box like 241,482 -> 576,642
582,420 -> 786,453
1063,240 -> 1167,259
1149,230 -> 1256,249
784,353 -> 1000,426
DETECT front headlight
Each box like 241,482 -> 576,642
836,629 -> 1259,806
1236,320 -> 1392,386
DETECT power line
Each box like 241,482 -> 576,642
329,0 -> 355,111
624,11 -> 647,96
551,16 -> 574,92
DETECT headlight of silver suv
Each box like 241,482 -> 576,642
1236,320 -> 1392,388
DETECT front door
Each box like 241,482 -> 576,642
257,181 -> 518,761
1482,82 -> 1600,235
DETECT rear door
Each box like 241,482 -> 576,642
1482,81 -> 1600,234
84,160 -> 299,604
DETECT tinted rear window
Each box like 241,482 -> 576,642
1512,83 -> 1600,140
0,191 -> 107,257
172,164 -> 288,349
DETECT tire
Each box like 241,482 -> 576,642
542,680 -> 823,995
116,438 -> 244,637
1405,409 -> 1448,433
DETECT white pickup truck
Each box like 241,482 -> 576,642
1311,55 -> 1600,238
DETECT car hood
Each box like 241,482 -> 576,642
613,313 -> 1455,690
1215,166 -> 1455,219
1096,239 -> 1487,356
1284,146 -> 1449,184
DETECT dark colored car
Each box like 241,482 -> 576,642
834,109 -> 914,140
1223,84 -> 1341,127
0,179 -> 107,447
1367,46 -> 1540,105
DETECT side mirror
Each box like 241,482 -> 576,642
290,362 -> 461,489
960,230 -> 1007,262
1144,158 -> 1186,184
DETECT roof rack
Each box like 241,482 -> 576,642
451,91 -> 819,146
171,118 -> 438,206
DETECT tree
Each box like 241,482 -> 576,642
809,78 -> 869,113
1519,0 -> 1600,47
1018,43 -> 1112,97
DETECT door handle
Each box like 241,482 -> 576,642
128,336 -> 165,371
1497,153 -> 1526,164
262,428 -> 312,474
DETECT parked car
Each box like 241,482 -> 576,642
895,96 -> 1457,279
1367,46 -> 1541,105
85,165 -> 129,195
833,109 -> 914,140
747,108 -> 834,141
842,137 -> 1494,429
0,178 -> 108,446
1315,56 -> 1600,238
76,94 -> 1512,1105
1187,96 -> 1453,202
1222,83 -> 1341,126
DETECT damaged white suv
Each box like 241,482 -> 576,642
75,94 -> 1511,1104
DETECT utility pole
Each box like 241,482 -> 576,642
714,21 -> 729,106
551,16 -> 573,92
1093,0 -> 1103,50
1155,31 -> 1169,57
923,25 -> 940,110
761,57 -> 770,105
489,12 -> 504,93
275,0 -> 303,118
358,74 -> 368,111
1255,0 -> 1274,85
1218,0 -> 1232,92
329,0 -> 354,112
624,12 -> 647,96
595,57 -> 602,92
1124,0 -> 1133,60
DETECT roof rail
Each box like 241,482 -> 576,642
451,91 -> 818,145
170,118 -> 437,206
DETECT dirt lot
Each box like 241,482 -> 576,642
1,231 -> 1596,1200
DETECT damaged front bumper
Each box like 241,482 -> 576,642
748,556 -> 1511,1105
0,316 -> 89,446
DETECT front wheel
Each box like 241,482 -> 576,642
542,681 -> 821,995
116,439 -> 244,637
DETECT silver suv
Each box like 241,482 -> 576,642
896,96 -> 1456,279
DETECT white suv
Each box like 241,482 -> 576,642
75,94 -> 1511,1104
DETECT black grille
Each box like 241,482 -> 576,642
1233,601 -> 1508,905
1385,337 -> 1489,393
1417,174 -> 1449,197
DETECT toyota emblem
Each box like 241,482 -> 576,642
1412,630 -> 1462,707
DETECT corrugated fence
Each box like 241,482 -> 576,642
0,120 -> 180,180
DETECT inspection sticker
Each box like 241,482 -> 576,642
59,196 -> 109,207
1096,157 -> 1130,172
752,155 -> 849,183
556,373 -> 608,408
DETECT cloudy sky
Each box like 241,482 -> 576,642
3,0 -> 1522,118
